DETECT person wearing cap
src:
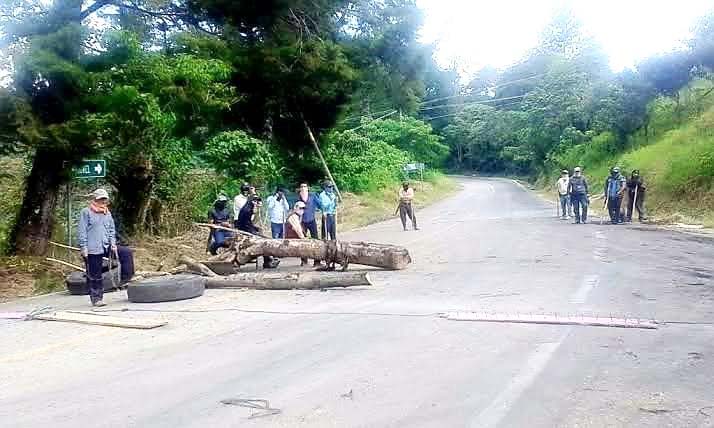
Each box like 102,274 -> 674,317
266,186 -> 290,239
77,189 -> 133,306
625,169 -> 647,222
567,167 -> 589,224
556,169 -> 572,219
297,182 -> 323,267
398,181 -> 418,231
233,183 -> 255,228
285,201 -> 307,239
208,195 -> 233,255
318,180 -> 338,240
604,166 -> 626,224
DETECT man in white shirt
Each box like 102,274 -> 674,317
266,186 -> 290,238
556,169 -> 572,219
397,181 -> 418,231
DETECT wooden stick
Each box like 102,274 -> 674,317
194,222 -> 260,238
49,241 -> 80,251
46,257 -> 85,272
33,311 -> 167,329
206,271 -> 372,290
304,119 -> 343,201
177,255 -> 218,277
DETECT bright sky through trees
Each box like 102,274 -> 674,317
418,0 -> 713,75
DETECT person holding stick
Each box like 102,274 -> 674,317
625,169 -> 648,222
604,167 -> 627,224
397,181 -> 419,231
77,189 -> 133,307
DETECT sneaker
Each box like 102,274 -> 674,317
93,300 -> 106,307
414,227 -> 420,230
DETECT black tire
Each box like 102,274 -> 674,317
127,274 -> 205,303
66,269 -> 121,295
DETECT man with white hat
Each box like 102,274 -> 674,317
77,188 -> 133,306
555,169 -> 572,219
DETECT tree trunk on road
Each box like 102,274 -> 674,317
205,271 -> 372,289
236,237 -> 411,270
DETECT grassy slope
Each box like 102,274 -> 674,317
577,106 -> 714,227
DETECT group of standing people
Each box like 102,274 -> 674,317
208,180 -> 339,267
556,167 -> 647,225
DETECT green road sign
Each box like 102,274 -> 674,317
74,160 -> 106,179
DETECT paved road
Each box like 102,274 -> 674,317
2,177 -> 714,427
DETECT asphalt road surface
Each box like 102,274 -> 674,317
2,177 -> 714,428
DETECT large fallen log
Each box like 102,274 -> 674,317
236,237 -> 411,270
178,255 -> 218,277
195,223 -> 411,270
205,271 -> 372,289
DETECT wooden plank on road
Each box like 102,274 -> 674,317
441,311 -> 658,329
34,311 -> 167,329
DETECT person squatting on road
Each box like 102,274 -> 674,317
625,169 -> 648,222
298,182 -> 323,267
398,181 -> 419,231
556,169 -> 573,219
208,195 -> 233,255
568,167 -> 589,224
266,186 -> 290,239
238,195 -> 280,269
285,201 -> 307,239
604,166 -> 627,224
77,188 -> 134,307
319,180 -> 338,241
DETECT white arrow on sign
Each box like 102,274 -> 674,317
94,163 -> 103,175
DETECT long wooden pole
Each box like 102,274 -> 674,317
304,120 -> 342,202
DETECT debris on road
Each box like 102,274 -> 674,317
32,310 -> 166,329
196,223 -> 412,270
127,274 -> 205,303
205,271 -> 372,290
440,311 -> 658,329
220,398 -> 281,418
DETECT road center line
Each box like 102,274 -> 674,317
471,272 -> 600,427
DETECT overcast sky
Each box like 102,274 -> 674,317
417,0 -> 713,76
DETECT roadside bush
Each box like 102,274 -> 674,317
360,118 -> 450,168
204,130 -> 284,187
322,130 -> 409,192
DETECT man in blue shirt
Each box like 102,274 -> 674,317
604,166 -> 626,224
266,186 -> 290,238
298,181 -> 322,266
318,180 -> 338,240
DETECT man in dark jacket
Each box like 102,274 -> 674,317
237,196 -> 279,269
604,166 -> 626,224
568,167 -> 589,224
208,195 -> 232,255
625,169 -> 647,222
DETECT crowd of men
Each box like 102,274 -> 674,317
75,180 -> 418,306
556,167 -> 648,225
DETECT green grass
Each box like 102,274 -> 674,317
339,172 -> 460,231
542,103 -> 714,227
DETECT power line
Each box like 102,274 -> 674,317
345,109 -> 398,132
421,100 -> 524,122
339,107 -> 398,124
418,73 -> 546,107
418,95 -> 526,112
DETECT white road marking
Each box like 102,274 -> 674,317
471,338 -> 566,428
487,184 -> 495,193
570,275 -> 600,304
472,272 -> 600,427
511,179 -> 527,191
